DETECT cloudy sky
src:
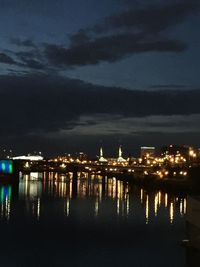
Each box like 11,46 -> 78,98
0,0 -> 200,156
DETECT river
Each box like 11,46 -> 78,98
0,172 -> 192,266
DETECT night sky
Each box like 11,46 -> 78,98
0,0 -> 200,156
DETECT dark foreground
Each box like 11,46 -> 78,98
0,172 -> 195,266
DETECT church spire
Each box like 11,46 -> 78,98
99,147 -> 107,163
117,145 -> 126,162
100,147 -> 103,157
119,146 -> 122,158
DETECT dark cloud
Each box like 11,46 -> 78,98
14,45 -> 46,70
45,35 -> 186,67
2,0 -> 198,71
0,73 -> 199,154
67,114 -> 200,137
0,49 -> 45,70
149,84 -> 190,90
44,0 -> 198,68
0,53 -> 17,65
93,0 -> 199,33
10,38 -> 36,48
69,30 -> 91,46
23,59 -> 44,69
0,73 -> 200,138
15,49 -> 41,59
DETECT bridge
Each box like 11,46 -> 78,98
12,159 -> 154,175
0,158 -> 157,183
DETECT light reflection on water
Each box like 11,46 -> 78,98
0,172 -> 189,267
0,171 -> 187,224
0,185 -> 11,221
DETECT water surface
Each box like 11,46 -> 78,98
0,172 -> 187,266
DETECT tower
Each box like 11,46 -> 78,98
100,147 -> 103,158
119,146 -> 122,158
99,147 -> 108,163
117,146 -> 126,162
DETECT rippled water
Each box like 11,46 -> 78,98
0,172 -> 187,266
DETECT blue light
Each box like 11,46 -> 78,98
0,160 -> 13,174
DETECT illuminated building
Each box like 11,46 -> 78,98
160,145 -> 195,165
12,155 -> 43,161
77,152 -> 87,162
140,146 -> 155,158
161,145 -> 189,158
